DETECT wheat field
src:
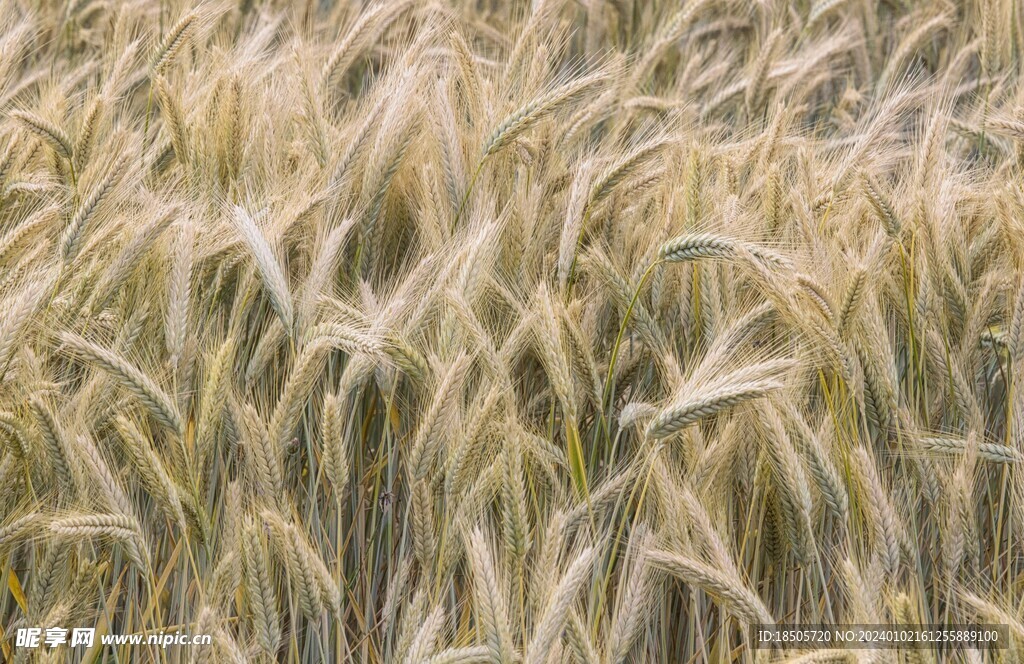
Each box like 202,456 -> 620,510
1,0 -> 1023,662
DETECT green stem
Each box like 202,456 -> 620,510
602,259 -> 662,417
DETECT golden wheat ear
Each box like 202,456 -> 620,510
230,204 -> 295,335
58,331 -> 183,436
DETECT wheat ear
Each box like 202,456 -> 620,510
919,436 -> 1021,464
482,70 -> 609,157
59,331 -> 183,435
242,517 -> 281,656
61,151 -> 130,263
11,111 -> 73,160
524,545 -> 597,664
607,528 -> 653,664
50,513 -> 149,571
151,11 -> 197,72
647,367 -> 791,439
424,646 -> 492,664
466,528 -> 515,664
114,415 -> 186,531
648,549 -> 774,625
231,204 -> 294,335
